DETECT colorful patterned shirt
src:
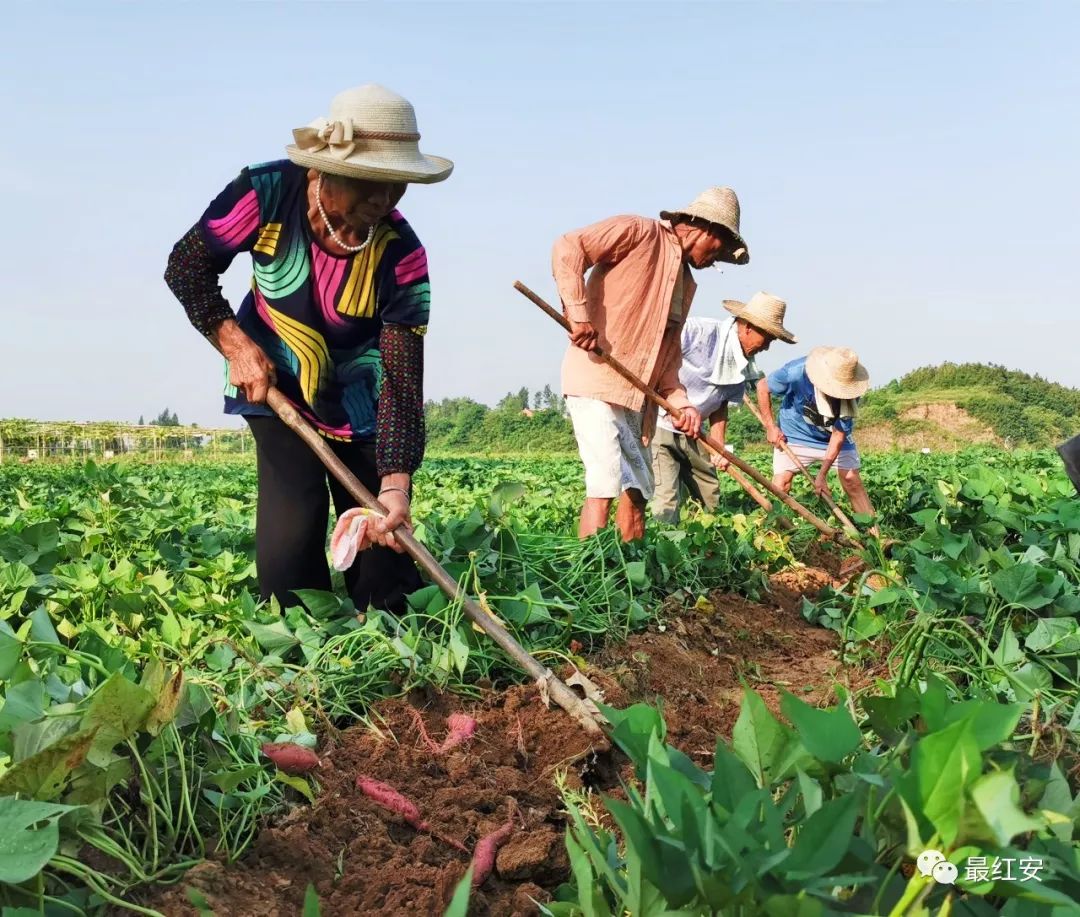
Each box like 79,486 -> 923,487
188,159 -> 430,445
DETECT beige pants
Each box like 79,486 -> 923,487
650,427 -> 720,524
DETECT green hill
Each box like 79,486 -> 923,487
856,363 -> 1080,450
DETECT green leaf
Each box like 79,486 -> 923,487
866,586 -> 903,608
598,703 -> 665,775
763,895 -> 827,917
0,620 -> 22,680
0,679 -> 46,733
292,589 -> 342,620
443,869 -> 474,917
12,716 -> 78,763
0,796 -> 76,884
81,672 -> 155,765
1038,763 -> 1075,843
1011,663 -> 1053,701
301,883 -> 321,917
244,619 -> 299,654
186,886 -> 215,917
969,770 -> 1043,847
625,561 -> 647,589
276,772 -> 315,804
992,628 -> 1026,669
911,718 -> 981,845
711,739 -> 756,815
944,700 -> 1023,751
1025,618 -> 1080,654
863,688 -> 919,743
796,769 -> 823,817
992,564 -> 1053,609
780,692 -> 861,763
732,688 -> 789,787
0,727 -> 97,800
784,793 -> 860,877
28,606 -> 60,646
564,830 -> 613,917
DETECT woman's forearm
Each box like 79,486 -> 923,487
164,226 -> 236,338
376,324 -> 425,477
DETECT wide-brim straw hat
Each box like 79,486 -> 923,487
286,84 -> 453,184
723,292 -> 797,344
806,346 -> 871,399
660,187 -> 749,264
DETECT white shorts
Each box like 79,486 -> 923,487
566,396 -> 654,499
773,443 -> 861,475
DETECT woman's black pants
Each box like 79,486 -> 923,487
246,416 -> 421,614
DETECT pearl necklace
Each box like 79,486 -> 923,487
315,174 -> 375,254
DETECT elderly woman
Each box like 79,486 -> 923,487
165,84 -> 452,613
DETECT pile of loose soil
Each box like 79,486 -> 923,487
145,565 -> 852,917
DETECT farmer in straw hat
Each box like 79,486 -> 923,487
761,347 -> 877,523
651,292 -> 797,524
165,84 -> 452,612
553,187 -> 751,540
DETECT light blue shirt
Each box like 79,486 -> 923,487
767,357 -> 856,451
657,317 -> 763,432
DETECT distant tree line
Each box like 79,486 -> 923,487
424,386 -> 763,454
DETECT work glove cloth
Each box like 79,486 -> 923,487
330,507 -> 378,571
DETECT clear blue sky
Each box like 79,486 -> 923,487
3,2 -> 1078,427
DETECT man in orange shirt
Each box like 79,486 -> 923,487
552,188 -> 751,540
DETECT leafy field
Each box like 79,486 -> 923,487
1,450 -> 1078,915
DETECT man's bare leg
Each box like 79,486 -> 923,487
615,488 -> 646,542
772,470 -> 796,494
579,497 -> 613,539
838,469 -> 879,534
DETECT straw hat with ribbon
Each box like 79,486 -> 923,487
660,187 -> 749,264
286,84 -> 453,184
723,292 -> 797,344
806,347 -> 871,399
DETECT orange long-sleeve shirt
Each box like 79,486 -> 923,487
552,214 -> 694,434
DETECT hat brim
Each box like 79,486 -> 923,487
660,210 -> 749,264
723,300 -> 797,344
285,146 -> 454,184
805,348 -> 870,399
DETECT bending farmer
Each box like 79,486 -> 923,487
165,85 -> 452,612
652,292 -> 797,523
553,188 -> 750,540
761,347 -> 876,523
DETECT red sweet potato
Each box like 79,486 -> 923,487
356,775 -> 468,852
470,819 -> 514,888
261,742 -> 320,774
439,714 -> 478,753
409,708 -> 479,755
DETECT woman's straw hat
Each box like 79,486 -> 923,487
806,346 -> 871,399
722,292 -> 797,344
660,187 -> 749,264
286,84 -> 453,184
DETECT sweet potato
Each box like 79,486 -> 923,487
409,709 -> 479,755
439,714 -> 478,753
470,818 -> 514,888
261,742 -> 320,774
356,775 -> 468,852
